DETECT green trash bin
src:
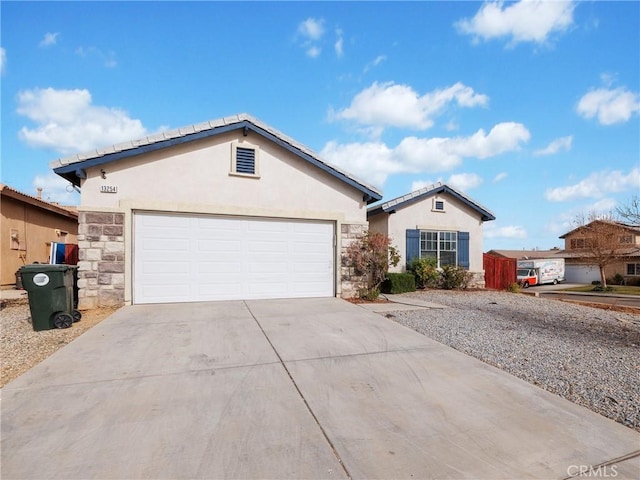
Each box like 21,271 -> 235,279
19,264 -> 82,331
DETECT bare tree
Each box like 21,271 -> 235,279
571,211 -> 631,288
616,195 -> 640,226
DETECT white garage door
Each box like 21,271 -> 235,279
134,213 -> 335,304
565,264 -> 601,283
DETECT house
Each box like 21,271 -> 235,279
1,184 -> 78,288
51,113 -> 382,309
558,220 -> 640,284
367,183 -> 495,287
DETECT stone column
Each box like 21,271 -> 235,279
340,223 -> 367,298
77,212 -> 125,309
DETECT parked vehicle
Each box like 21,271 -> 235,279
517,258 -> 565,288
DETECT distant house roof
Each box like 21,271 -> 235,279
367,182 -> 496,222
559,220 -> 640,238
0,184 -> 78,220
486,249 -> 562,260
50,113 -> 382,203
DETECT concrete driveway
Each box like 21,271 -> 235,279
1,298 -> 638,479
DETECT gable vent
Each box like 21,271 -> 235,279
235,147 -> 256,174
435,200 -> 445,211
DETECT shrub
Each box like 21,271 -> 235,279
381,273 -> 416,294
610,273 -> 625,285
506,282 -> 521,293
592,284 -> 614,292
408,256 -> 439,288
344,231 -> 400,300
440,265 -> 471,290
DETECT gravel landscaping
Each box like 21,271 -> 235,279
391,290 -> 640,431
0,299 -> 118,387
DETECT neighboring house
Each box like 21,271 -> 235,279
1,184 -> 78,288
558,220 -> 640,284
51,113 -> 382,309
367,183 -> 495,287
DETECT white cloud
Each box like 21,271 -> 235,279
297,17 -> 325,58
493,172 -> 508,182
456,0 -> 576,46
534,135 -> 573,156
335,29 -> 344,57
484,223 -> 527,239
577,86 -> 640,125
33,173 -> 79,205
306,46 -> 321,58
322,122 -> 530,187
17,87 -> 147,154
0,47 -> 5,75
363,55 -> 387,73
298,18 -> 325,40
39,32 -> 59,47
334,81 -> 489,131
544,167 -> 640,202
411,172 -> 483,193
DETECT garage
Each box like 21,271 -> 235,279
134,213 -> 335,304
565,264 -> 601,284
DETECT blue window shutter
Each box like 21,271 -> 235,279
458,231 -> 470,269
406,229 -> 420,266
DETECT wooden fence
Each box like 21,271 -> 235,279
483,253 -> 516,290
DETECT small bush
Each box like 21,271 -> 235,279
440,265 -> 471,290
592,284 -> 614,292
408,256 -> 439,288
610,273 -> 625,285
381,273 -> 416,294
591,280 -> 602,285
358,287 -> 380,301
506,282 -> 521,293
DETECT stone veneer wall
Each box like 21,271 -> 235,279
76,212 -> 125,309
340,223 -> 367,298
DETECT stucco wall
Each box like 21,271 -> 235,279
80,131 -> 366,223
75,130 -> 370,306
1,196 -> 78,287
375,193 -> 486,273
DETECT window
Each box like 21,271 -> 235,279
420,230 -> 457,267
570,238 -> 590,249
230,142 -> 260,177
627,263 -> 640,276
432,199 -> 445,212
619,234 -> 633,244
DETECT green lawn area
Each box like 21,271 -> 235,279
561,285 -> 640,295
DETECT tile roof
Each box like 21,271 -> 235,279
0,184 -> 78,219
367,182 -> 495,222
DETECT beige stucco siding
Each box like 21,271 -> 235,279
380,194 -> 485,273
80,131 -> 366,223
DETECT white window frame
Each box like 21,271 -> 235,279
432,198 -> 446,213
627,263 -> 640,276
419,230 -> 457,268
230,142 -> 260,178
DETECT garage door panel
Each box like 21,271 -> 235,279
134,214 -> 334,304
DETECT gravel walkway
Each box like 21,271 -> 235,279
391,290 -> 640,431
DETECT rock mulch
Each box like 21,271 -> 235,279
0,299 -> 118,387
392,290 -> 640,431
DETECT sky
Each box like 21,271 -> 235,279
1,0 -> 639,251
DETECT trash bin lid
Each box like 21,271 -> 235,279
19,264 -> 76,273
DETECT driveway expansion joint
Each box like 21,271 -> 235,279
243,300 -> 352,480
